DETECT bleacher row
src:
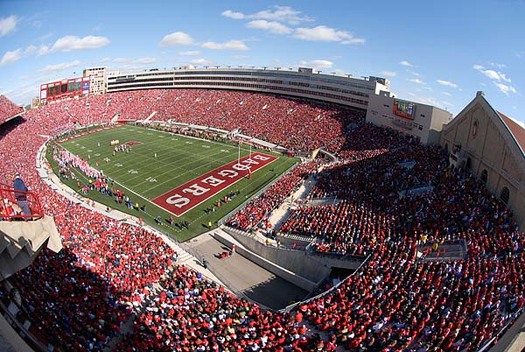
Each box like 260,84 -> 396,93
0,89 -> 523,351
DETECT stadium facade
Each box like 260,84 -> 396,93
83,67 -> 107,95
366,90 -> 453,145
441,91 -> 525,230
106,66 -> 389,111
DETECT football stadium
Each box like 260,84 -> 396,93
1,64 -> 525,352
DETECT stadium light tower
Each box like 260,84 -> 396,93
346,73 -> 352,78
275,67 -> 281,70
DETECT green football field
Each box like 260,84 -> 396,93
47,124 -> 298,241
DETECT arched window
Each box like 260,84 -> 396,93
500,187 -> 510,205
480,169 -> 488,184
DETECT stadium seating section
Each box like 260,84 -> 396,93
0,89 -> 524,351
0,95 -> 23,124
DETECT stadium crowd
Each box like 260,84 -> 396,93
225,161 -> 319,231
0,95 -> 24,124
0,90 -> 524,351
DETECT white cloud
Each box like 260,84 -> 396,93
247,20 -> 292,34
222,10 -> 245,20
490,62 -> 506,69
494,82 -> 517,95
1,44 -> 48,65
41,60 -> 81,73
442,91 -> 452,97
38,45 -> 50,56
250,6 -> 312,24
408,78 -> 426,85
178,50 -> 201,56
379,70 -> 396,77
51,35 -> 110,52
223,6 -> 312,25
293,25 -> 364,44
160,32 -> 194,46
412,96 -> 444,108
38,32 -> 53,41
473,64 -> 511,82
485,70 -> 508,81
0,48 -> 22,66
298,59 -> 333,71
474,64 -> 517,95
191,58 -> 213,65
436,79 -> 459,89
400,60 -> 415,67
0,15 -> 18,37
24,45 -> 37,55
201,40 -> 249,50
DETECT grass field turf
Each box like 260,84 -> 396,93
47,124 -> 298,241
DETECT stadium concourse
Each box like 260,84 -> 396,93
0,89 -> 524,352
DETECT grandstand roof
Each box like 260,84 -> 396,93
499,111 -> 525,157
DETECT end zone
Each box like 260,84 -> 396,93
152,152 -> 278,216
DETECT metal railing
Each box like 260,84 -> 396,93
0,185 -> 44,221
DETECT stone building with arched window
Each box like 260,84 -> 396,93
441,91 -> 525,229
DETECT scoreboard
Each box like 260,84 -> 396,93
40,76 -> 90,104
393,99 -> 416,120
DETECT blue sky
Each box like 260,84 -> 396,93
0,0 -> 524,125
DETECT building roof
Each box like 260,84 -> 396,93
498,111 -> 525,157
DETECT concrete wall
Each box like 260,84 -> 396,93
223,228 -> 363,280
429,107 -> 453,144
233,235 -> 331,283
211,232 -> 319,292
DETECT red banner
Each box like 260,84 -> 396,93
152,152 -> 277,216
